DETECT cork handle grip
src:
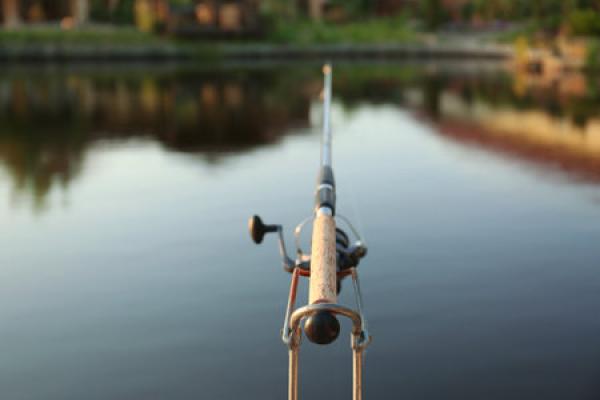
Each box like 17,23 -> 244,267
309,213 -> 337,304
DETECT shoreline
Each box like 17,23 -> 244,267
0,42 -> 513,63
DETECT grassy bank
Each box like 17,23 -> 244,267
0,26 -> 224,62
0,25 -> 165,45
0,17 -> 418,46
267,17 -> 418,45
0,21 -> 514,62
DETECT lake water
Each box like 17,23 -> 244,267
1,62 -> 600,400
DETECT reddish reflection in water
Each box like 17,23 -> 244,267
435,118 -> 600,182
412,69 -> 600,183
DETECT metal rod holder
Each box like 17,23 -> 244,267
282,268 -> 371,400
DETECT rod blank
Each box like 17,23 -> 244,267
310,65 -> 337,307
321,64 -> 333,169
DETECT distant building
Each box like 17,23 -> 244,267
166,0 -> 261,37
1,0 -> 91,28
0,0 -> 262,38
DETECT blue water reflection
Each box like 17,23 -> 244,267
1,64 -> 600,399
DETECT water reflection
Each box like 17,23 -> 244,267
2,64 -> 600,400
414,70 -> 600,181
0,67 -> 313,209
2,64 -> 600,210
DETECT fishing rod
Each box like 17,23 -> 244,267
248,64 -> 371,400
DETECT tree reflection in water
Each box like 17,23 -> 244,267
2,64 -> 600,211
0,67 -> 314,210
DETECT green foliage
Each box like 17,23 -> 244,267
495,21 -> 539,43
420,0 -> 445,30
90,0 -> 111,21
0,26 -> 163,45
328,0 -> 373,17
461,3 -> 475,21
268,16 -> 416,45
586,39 -> 600,68
464,0 -> 566,21
569,9 -> 600,36
90,0 -> 135,25
260,0 -> 298,19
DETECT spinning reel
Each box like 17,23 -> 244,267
249,214 -> 368,344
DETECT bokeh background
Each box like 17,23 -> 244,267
2,2 -> 600,400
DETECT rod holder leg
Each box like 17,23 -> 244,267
353,346 -> 363,400
289,342 -> 300,400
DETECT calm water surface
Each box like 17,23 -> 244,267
1,63 -> 600,399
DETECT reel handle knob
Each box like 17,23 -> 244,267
304,311 -> 340,345
248,215 -> 279,244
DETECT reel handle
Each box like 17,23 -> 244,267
248,215 -> 279,244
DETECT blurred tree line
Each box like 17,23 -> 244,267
89,0 -> 135,24
89,0 -> 197,24
84,0 -> 600,37
419,0 -> 600,35
261,0 -> 600,36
